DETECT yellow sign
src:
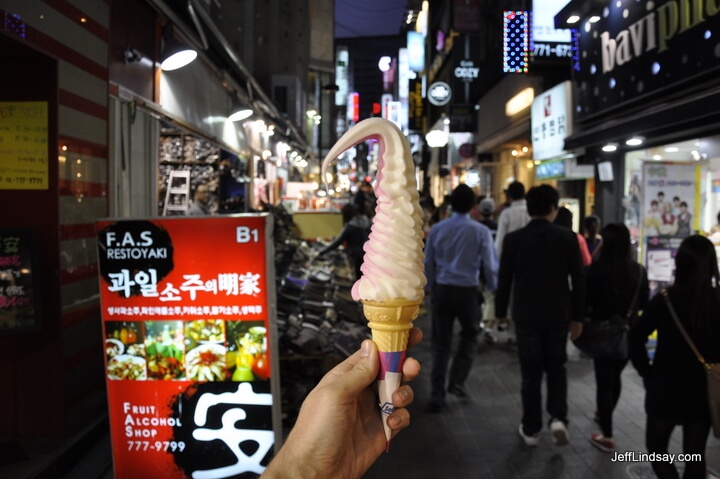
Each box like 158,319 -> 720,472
0,101 -> 49,190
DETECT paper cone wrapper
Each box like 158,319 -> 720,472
362,298 -> 422,450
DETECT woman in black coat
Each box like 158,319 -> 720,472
585,223 -> 649,452
630,235 -> 720,479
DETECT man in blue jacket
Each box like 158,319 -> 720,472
495,184 -> 585,447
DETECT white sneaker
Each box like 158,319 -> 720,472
518,424 -> 540,447
550,419 -> 569,445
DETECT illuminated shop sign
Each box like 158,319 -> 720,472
407,31 -> 425,72
454,60 -> 479,80
348,92 -> 360,123
428,81 -> 452,106
536,159 -> 566,179
408,79 -> 424,131
531,81 -> 573,160
96,215 -> 279,479
573,0 -> 720,119
335,47 -> 349,106
503,11 -> 530,73
531,0 -> 572,59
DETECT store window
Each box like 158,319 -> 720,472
158,122 -> 249,216
622,134 -> 720,292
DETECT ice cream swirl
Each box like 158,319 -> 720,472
321,118 -> 426,303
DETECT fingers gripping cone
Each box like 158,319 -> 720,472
322,118 -> 427,452
363,299 -> 421,450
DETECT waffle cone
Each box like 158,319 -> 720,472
362,298 -> 422,353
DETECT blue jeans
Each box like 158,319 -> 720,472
430,284 -> 481,399
515,321 -> 569,434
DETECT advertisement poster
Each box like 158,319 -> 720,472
96,215 -> 280,479
0,228 -> 40,334
0,101 -> 49,190
641,161 -> 703,295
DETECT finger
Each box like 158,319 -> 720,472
402,356 -> 421,382
407,327 -> 423,348
321,339 -> 379,397
386,407 -> 410,433
391,384 -> 414,408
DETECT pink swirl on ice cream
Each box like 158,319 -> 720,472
321,118 -> 426,302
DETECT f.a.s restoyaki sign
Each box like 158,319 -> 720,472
96,215 -> 280,479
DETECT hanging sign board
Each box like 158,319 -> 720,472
96,214 -> 280,479
0,101 -> 49,190
0,228 -> 41,334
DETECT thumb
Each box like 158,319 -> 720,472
332,340 -> 379,397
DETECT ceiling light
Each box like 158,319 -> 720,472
664,146 -> 679,152
567,15 -> 581,24
228,96 -> 253,122
160,29 -> 197,71
602,143 -> 618,152
625,136 -> 644,146
589,15 -> 601,23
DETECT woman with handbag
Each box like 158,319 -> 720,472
585,223 -> 649,452
630,235 -> 720,479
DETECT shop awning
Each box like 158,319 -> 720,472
564,83 -> 720,151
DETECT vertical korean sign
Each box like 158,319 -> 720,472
0,101 -> 49,190
96,215 -> 280,479
0,228 -> 40,334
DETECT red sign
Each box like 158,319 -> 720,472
96,215 -> 279,478
349,92 -> 360,122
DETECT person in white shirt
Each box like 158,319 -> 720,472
495,181 -> 531,257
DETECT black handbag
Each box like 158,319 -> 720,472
662,289 -> 720,438
573,264 -> 643,359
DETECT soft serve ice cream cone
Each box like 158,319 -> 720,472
321,118 -> 426,450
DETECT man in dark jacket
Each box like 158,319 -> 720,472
494,184 -> 585,447
317,204 -> 370,280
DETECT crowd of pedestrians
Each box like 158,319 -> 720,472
261,181 -> 719,479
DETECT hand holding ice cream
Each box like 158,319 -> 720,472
261,332 -> 422,479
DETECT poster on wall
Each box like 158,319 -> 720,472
0,228 -> 41,334
96,215 -> 280,479
0,101 -> 49,190
641,161 -> 703,296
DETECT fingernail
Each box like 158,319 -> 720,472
388,415 -> 402,428
397,388 -> 409,401
360,340 -> 371,359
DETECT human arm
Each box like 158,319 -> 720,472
577,233 -> 592,266
494,235 -> 513,319
318,225 -> 350,256
629,296 -> 659,379
568,233 -> 586,338
262,329 -> 422,479
494,210 -> 508,257
423,229 -> 436,292
480,228 -> 499,293
568,233 -> 586,324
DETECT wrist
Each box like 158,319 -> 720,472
263,444 -> 324,479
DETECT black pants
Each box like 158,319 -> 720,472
515,321 -> 569,434
646,416 -> 710,479
430,284 -> 481,399
593,357 -> 629,438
